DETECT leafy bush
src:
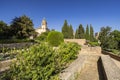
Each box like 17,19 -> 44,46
35,31 -> 49,42
55,42 -> 81,71
0,42 -> 81,80
88,41 -> 99,47
47,31 -> 64,46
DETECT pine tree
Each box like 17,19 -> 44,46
62,20 -> 69,39
85,24 -> 90,40
90,24 -> 94,41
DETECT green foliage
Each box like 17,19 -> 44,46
89,24 -> 95,41
62,20 -> 69,38
98,26 -> 112,49
98,27 -> 120,55
1,42 -> 81,80
75,24 -> 85,39
111,49 -> 120,55
62,20 -> 74,39
0,21 -> 11,39
85,24 -> 90,40
88,41 -> 99,47
36,31 -> 49,42
110,30 -> 120,50
69,24 -> 74,39
10,15 -> 36,39
47,31 -> 64,46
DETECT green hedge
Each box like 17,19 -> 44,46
47,31 -> 64,46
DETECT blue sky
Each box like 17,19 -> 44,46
0,0 -> 120,32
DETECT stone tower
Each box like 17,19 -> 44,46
41,18 -> 47,29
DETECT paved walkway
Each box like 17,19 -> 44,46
76,55 -> 102,80
76,45 -> 120,80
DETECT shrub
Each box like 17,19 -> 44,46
55,42 -> 81,70
47,31 -> 64,46
88,41 -> 99,47
0,42 -> 81,80
35,31 -> 49,42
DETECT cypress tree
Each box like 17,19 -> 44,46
78,24 -> 85,39
85,24 -> 90,40
62,20 -> 69,38
90,24 -> 94,41
69,24 -> 74,38
75,29 -> 79,39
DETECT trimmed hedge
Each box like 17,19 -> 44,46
47,31 -> 64,46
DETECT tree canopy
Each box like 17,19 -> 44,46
89,24 -> 94,41
75,24 -> 85,39
62,20 -> 74,39
10,15 -> 36,39
85,24 -> 89,40
0,21 -> 10,39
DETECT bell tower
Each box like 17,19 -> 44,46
41,18 -> 47,29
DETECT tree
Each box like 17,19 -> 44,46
0,21 -> 10,39
110,30 -> 120,49
98,26 -> 111,48
75,29 -> 79,39
75,24 -> 85,39
10,15 -> 35,39
69,24 -> 74,38
90,24 -> 94,41
85,24 -> 89,40
62,20 -> 69,39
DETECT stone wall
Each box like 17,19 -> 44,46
80,45 -> 101,54
101,55 -> 120,80
64,39 -> 86,45
0,58 -> 16,74
102,50 -> 120,61
59,55 -> 87,80
0,42 -> 34,50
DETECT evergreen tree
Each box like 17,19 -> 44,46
62,20 -> 69,38
69,24 -> 74,38
98,26 -> 111,48
85,24 -> 89,40
75,29 -> 79,39
76,24 -> 85,39
10,15 -> 36,39
90,24 -> 94,41
0,21 -> 10,39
